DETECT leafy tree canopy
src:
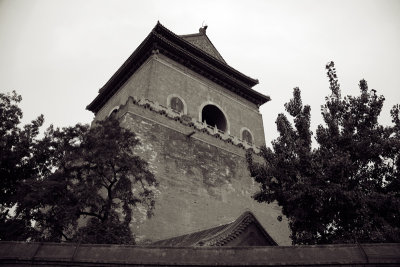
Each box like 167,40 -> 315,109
247,62 -> 400,245
0,91 -> 44,207
0,91 -> 46,241
0,91 -> 157,244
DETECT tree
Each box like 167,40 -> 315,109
0,91 -> 45,240
247,62 -> 400,244
0,92 -> 157,243
17,117 -> 158,244
0,91 -> 45,206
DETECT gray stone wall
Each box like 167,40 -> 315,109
114,103 -> 290,245
95,54 -> 266,147
95,58 -> 154,120
92,52 -> 289,244
3,242 -> 399,266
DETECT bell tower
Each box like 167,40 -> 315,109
87,22 -> 291,245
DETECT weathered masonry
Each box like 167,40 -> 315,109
87,22 -> 291,245
2,242 -> 400,266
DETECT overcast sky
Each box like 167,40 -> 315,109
1,0 -> 399,145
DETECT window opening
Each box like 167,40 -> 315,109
170,97 -> 184,113
201,104 -> 227,132
242,129 -> 253,144
109,108 -> 118,118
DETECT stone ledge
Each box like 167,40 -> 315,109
116,96 -> 262,154
1,242 -> 399,266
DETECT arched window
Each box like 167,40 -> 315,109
242,129 -> 253,144
108,107 -> 119,118
169,96 -> 184,113
201,104 -> 227,132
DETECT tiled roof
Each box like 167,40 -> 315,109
151,211 -> 277,247
87,22 -> 270,114
180,28 -> 227,63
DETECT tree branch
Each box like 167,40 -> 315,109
79,210 -> 102,219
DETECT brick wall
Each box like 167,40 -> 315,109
115,102 -> 290,245
92,51 -> 289,244
3,242 -> 400,266
95,54 -> 266,147
95,59 -> 153,120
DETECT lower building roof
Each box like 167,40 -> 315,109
151,211 -> 277,247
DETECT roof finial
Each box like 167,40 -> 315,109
199,21 -> 208,34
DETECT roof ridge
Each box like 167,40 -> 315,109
153,23 -> 258,85
149,211 -> 277,247
179,33 -> 203,38
179,30 -> 227,63
200,32 -> 227,64
201,211 -> 255,246
152,32 -> 258,92
152,222 -> 230,245
156,23 -> 226,64
87,22 -> 270,113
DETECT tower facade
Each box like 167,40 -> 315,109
87,23 -> 290,245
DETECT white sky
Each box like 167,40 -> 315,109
1,0 -> 399,145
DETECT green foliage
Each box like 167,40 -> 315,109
0,91 -> 157,244
17,118 -> 157,244
0,91 -> 46,241
247,62 -> 400,244
0,91 -> 44,207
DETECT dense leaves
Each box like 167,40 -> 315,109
0,91 -> 44,207
0,91 -> 46,241
19,118 -> 157,244
0,92 -> 157,244
247,62 -> 400,244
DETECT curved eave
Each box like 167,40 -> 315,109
203,211 -> 277,246
155,23 -> 258,86
153,32 -> 270,104
179,32 -> 227,64
87,23 -> 270,114
86,32 -> 155,113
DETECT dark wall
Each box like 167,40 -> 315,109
1,242 -> 399,266
117,102 -> 290,245
95,55 -> 266,147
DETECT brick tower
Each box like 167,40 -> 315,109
87,22 -> 290,245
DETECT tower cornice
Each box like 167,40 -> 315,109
87,22 -> 270,114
